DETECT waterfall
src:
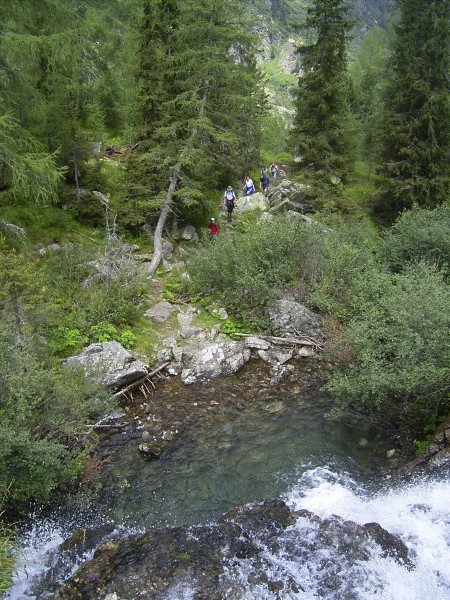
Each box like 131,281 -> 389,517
278,467 -> 450,599
6,467 -> 450,599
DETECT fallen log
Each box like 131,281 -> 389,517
233,333 -> 323,349
113,362 -> 170,399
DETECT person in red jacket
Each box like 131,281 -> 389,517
208,217 -> 219,240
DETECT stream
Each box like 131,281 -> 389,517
5,361 -> 450,599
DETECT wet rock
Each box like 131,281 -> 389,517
32,523 -> 116,598
269,364 -> 294,386
363,522 -> 412,567
52,500 -> 414,600
64,342 -> 148,391
138,440 -> 169,459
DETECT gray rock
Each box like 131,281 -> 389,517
235,191 -> 269,214
64,341 -> 148,390
297,346 -> 316,358
178,224 -> 199,242
181,341 -> 251,384
161,239 -> 174,260
144,301 -> 176,323
269,299 -> 323,339
244,336 -> 271,350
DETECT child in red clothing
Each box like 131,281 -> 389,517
208,217 -> 219,240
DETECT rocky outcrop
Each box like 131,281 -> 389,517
176,223 -> 199,242
269,179 -> 314,214
64,341 -> 148,391
52,500 -> 412,600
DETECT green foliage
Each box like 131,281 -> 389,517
0,521 -> 14,594
0,113 -> 65,204
49,327 -> 90,355
162,269 -> 188,302
119,328 -> 137,349
187,214 -> 321,326
220,318 -> 251,336
349,26 -> 390,161
308,227 -> 379,320
380,204 -> 450,274
123,0 -> 266,232
291,0 -> 355,184
0,202 -> 84,245
41,242 -> 145,353
0,487 -> 14,595
0,331 -> 114,509
325,262 -> 450,430
89,322 -> 118,343
376,0 -> 450,219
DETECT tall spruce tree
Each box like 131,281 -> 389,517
377,0 -> 450,218
291,0 -> 354,185
127,0 -> 264,272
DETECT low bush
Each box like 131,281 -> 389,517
186,214 -> 323,327
0,330 -> 114,509
380,204 -> 450,273
325,262 -> 450,432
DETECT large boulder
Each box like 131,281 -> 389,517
65,341 -> 148,390
268,299 -> 323,339
235,191 -> 269,214
180,340 -> 251,384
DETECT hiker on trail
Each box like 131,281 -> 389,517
207,217 -> 219,240
260,171 -> 270,197
223,186 -> 237,221
243,176 -> 255,196
270,162 -> 279,181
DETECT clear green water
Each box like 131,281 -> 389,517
97,361 -> 393,530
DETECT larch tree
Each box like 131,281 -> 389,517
126,0 -> 264,273
377,0 -> 450,219
291,0 -> 354,186
0,0 -> 139,204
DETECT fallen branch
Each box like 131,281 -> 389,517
233,332 -> 324,349
113,362 -> 170,399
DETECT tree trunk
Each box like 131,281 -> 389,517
148,81 -> 210,277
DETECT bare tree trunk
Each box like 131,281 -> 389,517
148,81 -> 210,277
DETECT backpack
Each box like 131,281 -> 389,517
225,189 -> 235,204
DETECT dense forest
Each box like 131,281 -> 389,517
1,0 -> 450,591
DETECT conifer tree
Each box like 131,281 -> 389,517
291,0 -> 354,185
127,0 -> 264,272
377,0 -> 450,217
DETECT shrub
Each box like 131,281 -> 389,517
0,330 -> 114,509
187,213 -> 381,327
306,219 -> 380,321
325,262 -> 450,432
187,214 -> 323,327
380,204 -> 450,273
